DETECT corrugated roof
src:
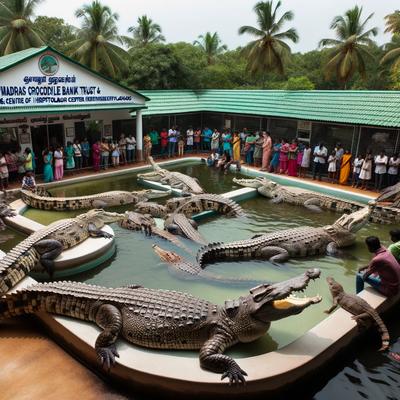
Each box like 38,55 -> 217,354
0,47 -> 46,71
140,90 -> 400,128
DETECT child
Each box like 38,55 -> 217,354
21,170 -> 36,191
352,154 -> 364,187
178,136 -> 185,157
327,150 -> 337,183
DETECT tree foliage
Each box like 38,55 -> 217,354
124,15 -> 165,48
193,32 -> 227,65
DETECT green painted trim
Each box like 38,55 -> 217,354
0,46 -> 150,101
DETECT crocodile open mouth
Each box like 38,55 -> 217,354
273,295 -> 322,309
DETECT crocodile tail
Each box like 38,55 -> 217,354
366,309 -> 390,351
0,290 -> 39,320
196,242 -> 224,267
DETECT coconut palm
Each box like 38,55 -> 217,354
381,34 -> 400,74
319,5 -> 378,88
0,0 -> 44,56
238,0 -> 298,80
193,32 -> 227,65
68,0 -> 128,78
124,15 -> 165,48
384,10 -> 400,34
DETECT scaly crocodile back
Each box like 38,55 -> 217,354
196,226 -> 330,266
168,213 -> 207,245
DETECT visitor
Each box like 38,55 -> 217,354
100,138 -> 110,169
207,150 -> 220,167
232,132 -> 241,163
149,128 -> 159,155
211,129 -> 220,154
297,142 -> 305,173
16,147 -> 25,181
0,151 -> 9,195
178,135 -> 185,157
240,128 -> 248,151
279,139 -> 289,174
222,129 -> 232,157
119,134 -> 127,164
126,134 -> 136,163
202,127 -> 212,151
253,132 -> 263,167
186,126 -> 194,153
92,140 -> 101,172
111,140 -> 120,167
374,150 -> 388,191
312,141 -> 327,181
339,150 -> 352,185
73,139 -> 82,170
143,133 -> 152,161
287,139 -> 298,177
388,153 -> 400,187
352,154 -> 364,188
42,148 -> 53,183
388,229 -> 400,263
65,142 -> 75,172
217,151 -> 230,170
359,152 -> 373,190
327,150 -> 337,183
193,128 -> 201,153
245,131 -> 256,165
21,170 -> 36,191
356,236 -> 400,297
261,132 -> 272,172
168,126 -> 178,157
269,139 -> 281,173
31,149 -> 37,174
335,143 -> 344,181
5,150 -> 17,182
81,138 -> 90,168
54,146 -> 64,180
159,129 -> 168,158
23,147 -> 33,172
299,143 -> 311,178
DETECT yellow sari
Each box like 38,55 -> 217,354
233,137 -> 241,161
339,153 -> 352,184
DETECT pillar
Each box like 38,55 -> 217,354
136,109 -> 143,162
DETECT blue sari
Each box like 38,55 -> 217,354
43,152 -> 54,183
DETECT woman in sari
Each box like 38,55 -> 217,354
270,139 -> 281,173
232,132 -> 241,162
92,140 -> 101,172
261,132 -> 272,171
287,139 -> 299,177
65,142 -> 75,171
43,149 -> 53,183
339,150 -> 352,185
279,139 -> 289,174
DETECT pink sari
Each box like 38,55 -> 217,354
261,136 -> 272,170
287,143 -> 298,176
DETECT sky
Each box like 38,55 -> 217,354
36,0 -> 399,52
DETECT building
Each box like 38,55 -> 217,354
0,46 -> 148,170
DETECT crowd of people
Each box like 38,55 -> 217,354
0,126 -> 398,192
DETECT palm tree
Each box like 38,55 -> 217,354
319,5 -> 378,88
238,0 -> 298,82
193,32 -> 227,65
68,0 -> 128,78
124,15 -> 165,48
0,0 -> 44,56
384,10 -> 400,34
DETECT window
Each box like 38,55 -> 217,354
269,119 -> 297,141
311,123 -> 355,153
358,127 -> 398,157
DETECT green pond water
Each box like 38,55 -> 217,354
18,162 -> 394,359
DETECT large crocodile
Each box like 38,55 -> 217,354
197,206 -> 373,267
138,156 -> 205,195
233,177 -> 363,213
164,213 -> 207,245
0,201 -> 16,230
376,182 -> 400,207
21,187 -> 170,211
0,270 -> 322,383
0,209 -> 124,294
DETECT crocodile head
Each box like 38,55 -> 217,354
137,171 -> 163,181
332,205 -> 374,233
256,181 -> 280,199
152,244 -> 182,264
78,209 -> 125,227
240,269 -> 322,324
326,276 -> 344,297
133,189 -> 171,199
120,211 -> 155,230
233,177 -> 270,189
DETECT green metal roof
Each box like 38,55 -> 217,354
140,89 -> 400,128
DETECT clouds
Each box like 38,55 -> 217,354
36,0 -> 398,52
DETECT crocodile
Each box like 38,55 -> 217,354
376,182 -> 400,207
0,201 -> 16,230
137,156 -> 205,195
0,269 -> 322,383
233,177 -> 363,213
135,201 -> 168,218
21,187 -> 170,211
0,209 -> 124,294
119,211 -> 191,252
164,213 -> 207,245
325,277 -> 389,351
197,205 -> 373,267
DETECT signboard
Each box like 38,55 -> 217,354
0,51 -> 144,109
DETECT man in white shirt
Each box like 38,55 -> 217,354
312,142 -> 328,181
374,150 -> 388,191
388,153 -> 400,187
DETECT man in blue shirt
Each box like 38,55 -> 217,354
202,127 -> 212,151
